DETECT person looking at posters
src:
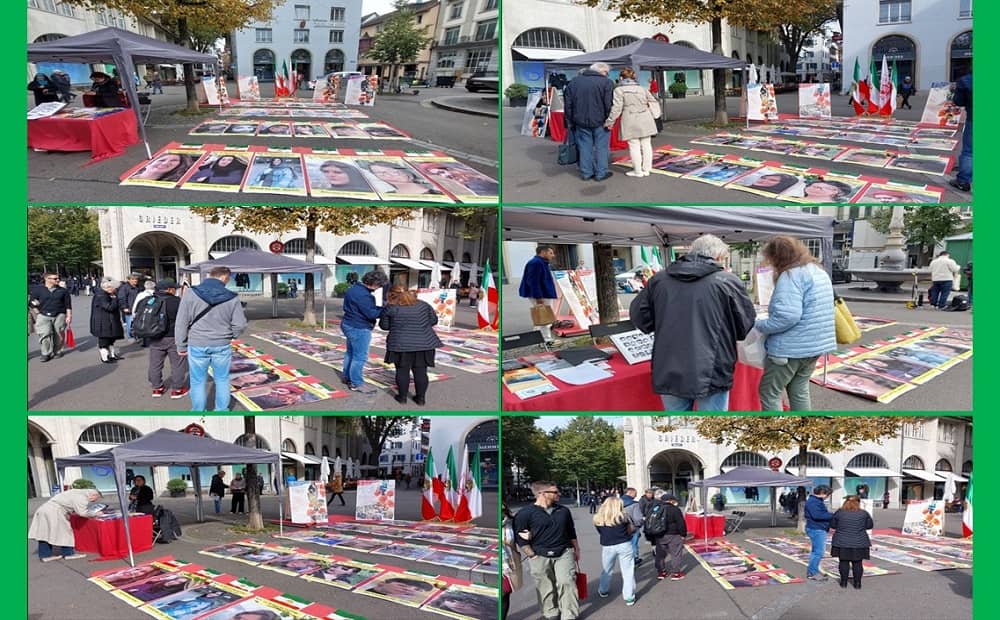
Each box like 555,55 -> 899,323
340,269 -> 389,394
928,250 -> 961,309
27,74 -> 59,106
804,485 -> 834,581
513,481 -> 581,620
91,277 -> 124,364
29,271 -> 72,362
754,236 -> 835,411
518,245 -> 558,345
28,488 -> 102,561
378,285 -> 443,406
829,495 -> 875,589
605,68 -> 659,178
564,62 -> 614,181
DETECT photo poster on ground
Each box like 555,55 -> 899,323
417,289 -> 457,328
755,267 -> 774,307
552,269 -> 600,330
237,75 -> 260,101
355,479 -> 396,521
520,89 -> 551,138
746,83 -> 779,121
286,480 -> 328,525
609,329 -> 654,364
920,83 -> 965,127
902,499 -> 945,537
27,101 -> 66,119
798,83 -> 832,118
199,76 -> 221,105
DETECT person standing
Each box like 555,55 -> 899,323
963,261 -> 972,306
467,281 -> 479,308
630,234 -> 756,411
829,496 -> 875,589
928,251 -> 961,309
29,271 -> 72,362
518,245 -> 558,345
605,68 -> 659,177
91,278 -> 125,364
950,72 -> 972,193
229,472 -> 246,514
645,491 -> 688,581
899,76 -> 915,109
175,266 -> 248,412
128,475 -> 155,515
804,485 -> 834,581
563,62 -> 615,181
621,487 -> 644,565
209,470 -> 227,514
152,71 -> 164,94
326,474 -> 346,507
50,70 -> 75,103
593,497 -> 637,606
754,236 -> 836,411
27,74 -> 59,105
28,488 -> 103,562
117,273 -> 142,341
513,481 -> 580,620
379,285 -> 444,406
882,490 -> 890,510
341,270 -> 389,394
141,280 -> 189,399
501,501 -> 523,620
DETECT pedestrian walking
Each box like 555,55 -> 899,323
950,72 -> 972,193
229,472 -> 246,514
29,271 -> 72,362
882,491 -> 890,509
501,501 -> 523,620
899,76 -> 915,109
518,245 -> 558,345
117,273 -> 142,341
830,495 -> 875,589
621,487 -> 644,565
152,71 -> 163,94
467,281 -> 479,308
138,280 -> 189,399
341,270 -> 389,393
594,497 -> 637,606
804,485 -> 834,581
564,62 -> 614,181
326,474 -> 346,506
91,277 -> 125,364
379,285 -> 443,406
605,68 -> 659,177
209,470 -> 227,514
644,490 -> 688,581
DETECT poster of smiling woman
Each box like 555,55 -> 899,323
303,155 -> 380,200
243,153 -> 308,196
120,149 -> 202,188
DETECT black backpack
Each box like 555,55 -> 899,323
644,501 -> 668,538
943,295 -> 970,312
133,296 -> 168,339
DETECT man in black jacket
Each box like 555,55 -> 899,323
513,481 -> 581,620
630,234 -> 755,411
117,273 -> 142,341
648,491 -> 688,581
29,271 -> 72,362
564,62 -> 614,182
144,280 -> 189,399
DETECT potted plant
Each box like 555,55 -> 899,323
668,80 -> 688,99
504,83 -> 529,107
276,282 -> 289,298
167,478 -> 188,497
711,492 -> 726,511
71,478 -> 96,489
334,282 -> 351,298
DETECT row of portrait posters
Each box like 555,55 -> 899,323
190,120 -> 407,139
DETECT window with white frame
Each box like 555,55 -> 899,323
331,7 -> 345,21
474,19 -> 497,41
295,4 -> 310,20
878,0 -> 911,24
937,422 -> 956,444
443,26 -> 460,46
29,0 -> 56,12
483,0 -> 498,10
294,29 -> 310,43
422,214 -> 439,233
465,49 -> 492,72
959,0 -> 972,18
437,52 -> 457,68
903,422 -> 926,439
330,29 -> 344,43
58,2 -> 74,16
449,3 -> 462,19
256,28 -> 273,43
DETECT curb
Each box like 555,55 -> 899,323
430,97 -> 499,118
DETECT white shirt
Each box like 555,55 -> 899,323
929,255 -> 960,282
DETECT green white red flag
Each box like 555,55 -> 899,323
478,260 -> 499,329
454,446 -> 483,522
421,448 -> 438,520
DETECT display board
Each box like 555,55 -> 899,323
287,480 -> 329,526
356,479 -> 396,521
798,83 -> 832,118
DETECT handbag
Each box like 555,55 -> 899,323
575,563 -> 588,600
833,296 -> 861,345
530,303 -> 556,326
557,130 -> 578,165
64,326 -> 76,349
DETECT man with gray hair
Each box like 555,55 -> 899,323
630,234 -> 755,411
563,61 -> 614,181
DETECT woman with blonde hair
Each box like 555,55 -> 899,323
593,496 -> 636,606
605,68 -> 660,177
829,495 -> 874,589
378,285 -> 443,405
754,235 -> 835,410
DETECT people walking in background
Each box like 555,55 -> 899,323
209,470 -> 227,514
229,472 -> 246,514
141,280 -> 189,399
29,271 -> 72,362
593,497 -> 637,606
621,487 -> 644,565
899,76 -> 915,109
501,501 -> 522,620
91,277 -> 124,364
117,273 -> 142,341
326,474 -> 346,507
830,495 -> 875,589
644,491 -> 688,581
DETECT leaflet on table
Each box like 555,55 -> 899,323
547,362 -> 614,386
27,101 -> 67,119
609,329 -> 654,364
502,367 -> 558,399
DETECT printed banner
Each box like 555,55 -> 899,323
903,499 -> 946,537
746,83 -> 779,121
287,481 -> 329,526
417,289 -> 457,328
521,89 -> 551,137
552,269 -> 600,330
798,83 -> 832,118
313,74 -> 342,103
237,75 -> 260,101
198,76 -> 221,106
355,479 -> 396,521
920,83 -> 965,127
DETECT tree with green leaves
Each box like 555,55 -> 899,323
28,207 -> 100,275
867,207 -> 964,265
775,3 -> 839,78
61,0 -> 282,111
366,0 -> 434,93
580,0 -> 838,124
356,416 -> 418,474
657,416 -> 916,531
550,417 -> 625,495
501,417 -> 552,493
190,207 -> 415,325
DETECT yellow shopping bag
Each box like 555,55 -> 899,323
834,296 -> 861,345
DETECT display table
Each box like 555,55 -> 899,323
548,111 -> 628,151
28,108 -> 139,162
71,514 -> 153,561
502,352 -> 765,412
685,513 -> 726,539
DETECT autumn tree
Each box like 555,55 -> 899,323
581,0 -> 836,124
356,416 -> 418,474
550,417 -> 625,495
501,417 -> 552,493
775,2 -> 839,78
190,207 -> 415,325
28,207 -> 101,275
657,416 -> 915,531
367,0 -> 434,92
62,0 -> 282,111
867,207 -> 964,265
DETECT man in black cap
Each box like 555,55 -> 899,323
647,490 -> 688,581
142,279 -> 188,399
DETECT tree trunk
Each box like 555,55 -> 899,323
178,18 -> 200,113
593,243 -> 619,323
711,17 -> 728,125
303,225 -> 317,326
244,417 -> 265,531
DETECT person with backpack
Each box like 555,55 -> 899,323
644,490 -> 688,581
622,487 -> 645,565
132,280 -> 156,348
136,280 -> 188,399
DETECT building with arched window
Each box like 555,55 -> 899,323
231,1 -> 362,83
623,416 -> 971,509
842,1 -> 972,91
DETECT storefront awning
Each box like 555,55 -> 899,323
282,452 -> 312,464
391,257 -> 430,270
442,262 -> 482,273
420,260 -> 448,271
511,47 -> 585,61
902,468 -> 944,482
937,472 -> 968,482
337,255 -> 389,265
79,442 -> 117,453
845,467 -> 902,478
786,467 -> 842,478
284,254 -> 337,265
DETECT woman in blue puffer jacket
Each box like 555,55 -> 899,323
754,236 -> 836,410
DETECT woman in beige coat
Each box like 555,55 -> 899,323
28,488 -> 103,561
605,68 -> 660,177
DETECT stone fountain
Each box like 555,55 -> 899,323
848,206 -> 931,293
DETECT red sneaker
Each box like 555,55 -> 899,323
152,387 -> 166,398
657,571 -> 667,581
170,387 -> 190,399
670,572 -> 685,581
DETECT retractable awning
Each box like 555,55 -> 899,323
391,257 -> 430,270
902,468 -> 944,482
337,255 -> 390,265
511,47 -> 586,61
938,472 -> 968,482
282,452 -> 312,464
786,467 -> 842,478
845,467 -> 902,478
284,254 -> 337,265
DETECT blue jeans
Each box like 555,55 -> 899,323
38,541 -> 75,559
213,496 -> 222,514
957,118 -> 972,184
630,530 -> 641,562
929,280 -> 953,309
598,540 -> 636,601
661,390 -> 730,411
123,313 -> 134,338
188,344 -> 232,411
341,324 -> 373,386
575,126 -> 611,179
806,528 -> 827,576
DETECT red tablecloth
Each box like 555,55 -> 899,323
503,353 -> 765,412
28,108 -> 139,162
548,111 -> 628,151
70,514 -> 153,561
685,513 -> 726,539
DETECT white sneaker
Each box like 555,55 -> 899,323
63,553 -> 87,560
40,556 -> 61,563
641,171 -> 652,176
625,171 -> 643,178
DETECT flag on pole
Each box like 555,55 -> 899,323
879,55 -> 897,116
421,448 -> 438,520
289,61 -> 299,96
436,446 -> 457,520
446,446 -> 460,520
275,60 -> 290,97
477,260 -> 499,329
867,57 -> 880,114
454,446 -> 483,522
851,58 -> 866,115
962,472 -> 973,537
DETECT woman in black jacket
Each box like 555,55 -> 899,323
378,285 -> 443,405
90,278 -> 124,364
28,74 -> 59,106
829,495 -> 875,589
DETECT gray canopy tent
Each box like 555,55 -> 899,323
27,27 -> 220,159
688,466 -> 815,543
503,206 -> 836,271
180,248 -> 330,319
55,428 -> 283,566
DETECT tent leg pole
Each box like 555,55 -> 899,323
144,142 -> 152,159
823,353 -> 829,385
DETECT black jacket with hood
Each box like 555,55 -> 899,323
630,254 -> 755,399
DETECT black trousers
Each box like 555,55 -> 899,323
838,559 -> 864,584
230,492 -> 245,513
901,93 -> 912,109
395,363 -> 429,398
327,492 -> 345,506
